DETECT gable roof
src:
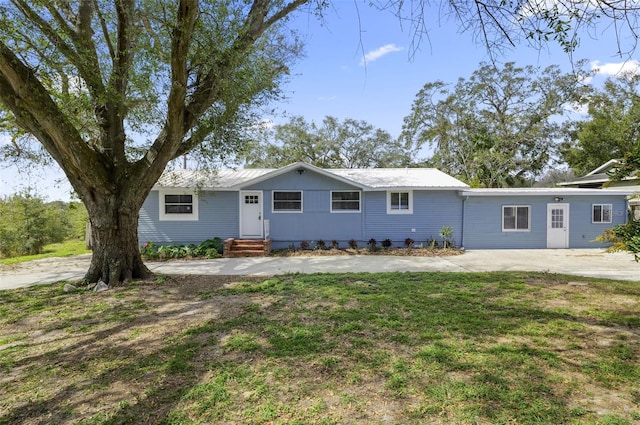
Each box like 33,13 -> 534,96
154,161 -> 469,191
558,159 -> 639,188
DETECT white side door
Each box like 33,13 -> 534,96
240,191 -> 263,238
547,203 -> 569,248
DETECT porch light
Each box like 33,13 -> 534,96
554,197 -> 564,202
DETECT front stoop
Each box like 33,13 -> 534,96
223,238 -> 272,258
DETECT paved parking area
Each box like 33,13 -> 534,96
1,249 -> 638,290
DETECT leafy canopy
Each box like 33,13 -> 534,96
401,62 -> 587,187
243,115 -> 413,168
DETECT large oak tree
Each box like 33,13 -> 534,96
0,0 -> 313,284
1,0 -> 639,284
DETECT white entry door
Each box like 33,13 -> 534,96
547,203 -> 569,248
240,191 -> 263,238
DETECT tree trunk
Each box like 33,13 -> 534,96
83,194 -> 151,285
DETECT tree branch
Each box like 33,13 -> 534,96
0,41 -> 108,191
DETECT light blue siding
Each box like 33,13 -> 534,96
138,190 -> 238,245
462,195 -> 628,249
363,191 -> 463,248
248,169 -> 365,248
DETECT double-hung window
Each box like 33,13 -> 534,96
331,191 -> 361,212
387,191 -> 413,214
273,191 -> 302,212
592,204 -> 612,223
159,191 -> 198,221
502,205 -> 530,231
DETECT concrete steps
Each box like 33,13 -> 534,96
223,238 -> 271,258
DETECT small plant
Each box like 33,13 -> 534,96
404,237 -> 415,248
348,239 -> 358,249
300,240 -> 310,250
330,240 -> 339,249
440,225 -> 454,248
427,237 -> 439,249
367,238 -> 378,251
315,239 -> 326,250
381,238 -> 392,248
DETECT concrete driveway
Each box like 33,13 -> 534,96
1,249 -> 638,291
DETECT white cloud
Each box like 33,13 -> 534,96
360,44 -> 404,66
591,60 -> 640,77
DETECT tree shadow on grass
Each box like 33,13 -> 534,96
1,272 -> 638,424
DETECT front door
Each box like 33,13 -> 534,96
547,203 -> 569,248
240,191 -> 263,238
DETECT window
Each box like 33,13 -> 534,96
387,191 -> 413,214
273,191 -> 302,212
502,205 -> 530,231
331,191 -> 361,212
165,194 -> 193,214
593,204 -> 612,223
159,190 -> 198,221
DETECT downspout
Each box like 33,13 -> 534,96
461,193 -> 468,250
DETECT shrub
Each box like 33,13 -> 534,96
0,192 -> 71,257
330,240 -> 339,249
440,225 -> 454,248
198,237 -> 223,255
381,238 -> 392,248
348,239 -> 358,249
300,240 -> 310,250
367,238 -> 378,251
596,220 -> 640,261
404,237 -> 415,248
140,238 -> 223,260
315,239 -> 326,250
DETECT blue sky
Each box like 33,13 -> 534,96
1,2 -> 639,201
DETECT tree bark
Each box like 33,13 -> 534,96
83,193 -> 151,285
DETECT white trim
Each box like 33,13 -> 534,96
387,190 -> 413,214
592,203 -> 613,224
502,205 -> 530,232
158,189 -> 199,221
460,188 -> 635,196
330,190 -> 361,213
272,190 -> 303,213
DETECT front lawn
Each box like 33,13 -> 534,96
1,272 -> 639,424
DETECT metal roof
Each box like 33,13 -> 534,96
330,168 -> 469,189
154,163 -> 470,190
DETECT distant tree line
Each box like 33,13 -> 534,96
0,192 -> 88,257
243,61 -> 640,188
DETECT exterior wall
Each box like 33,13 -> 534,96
461,194 -> 628,249
139,190 -> 238,245
363,190 -> 463,248
247,169 -> 365,248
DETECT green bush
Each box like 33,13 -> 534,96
0,192 -> 72,257
140,238 -> 224,260
596,220 -> 640,261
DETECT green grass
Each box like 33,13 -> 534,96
0,272 -> 639,424
0,239 -> 90,265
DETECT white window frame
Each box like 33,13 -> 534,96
592,204 -> 613,224
502,205 -> 530,232
330,190 -> 361,213
387,190 -> 413,214
272,190 -> 303,213
159,189 -> 199,221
